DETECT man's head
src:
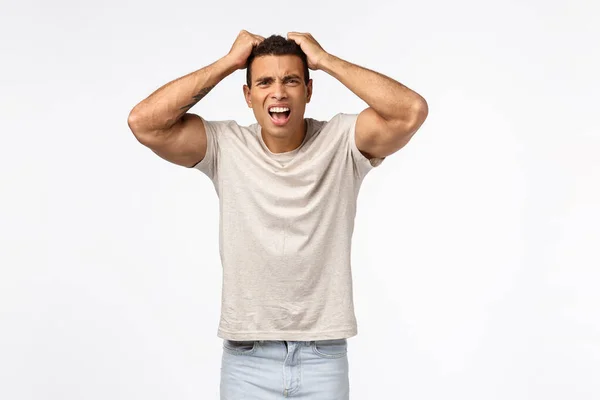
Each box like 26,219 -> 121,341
246,35 -> 310,87
243,35 -> 313,146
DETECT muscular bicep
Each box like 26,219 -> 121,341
137,113 -> 208,168
355,107 -> 415,159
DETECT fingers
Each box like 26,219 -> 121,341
239,30 -> 264,40
287,32 -> 302,45
287,32 -> 315,45
245,31 -> 265,45
287,32 -> 310,37
228,30 -> 266,70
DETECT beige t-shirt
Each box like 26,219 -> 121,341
193,113 -> 384,341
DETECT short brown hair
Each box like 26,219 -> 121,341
246,35 -> 310,87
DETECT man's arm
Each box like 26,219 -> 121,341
127,30 -> 264,168
287,32 -> 428,160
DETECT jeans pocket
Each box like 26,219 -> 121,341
223,340 -> 258,356
311,338 -> 348,359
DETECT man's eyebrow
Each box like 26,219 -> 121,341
255,74 -> 302,83
255,76 -> 273,83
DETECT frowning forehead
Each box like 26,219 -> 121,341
251,55 -> 305,83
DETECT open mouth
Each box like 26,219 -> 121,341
268,107 -> 291,126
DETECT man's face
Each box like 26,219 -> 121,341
243,55 -> 312,137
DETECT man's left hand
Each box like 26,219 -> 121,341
287,32 -> 330,70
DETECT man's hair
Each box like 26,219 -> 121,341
246,35 -> 310,87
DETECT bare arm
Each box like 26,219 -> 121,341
127,30 -> 264,167
287,32 -> 428,159
127,57 -> 236,167
320,54 -> 428,158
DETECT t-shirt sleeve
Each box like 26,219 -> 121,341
341,113 -> 385,179
191,117 -> 228,181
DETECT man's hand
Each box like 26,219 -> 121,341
226,30 -> 265,70
287,32 -> 330,70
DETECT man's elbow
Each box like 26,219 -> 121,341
127,107 -> 156,142
406,98 -> 428,132
389,97 -> 428,133
127,106 -> 145,132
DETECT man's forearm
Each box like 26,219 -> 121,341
319,54 -> 427,126
128,55 -> 238,133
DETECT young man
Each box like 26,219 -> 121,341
128,30 -> 428,399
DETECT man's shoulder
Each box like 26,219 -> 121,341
306,113 -> 358,135
203,117 -> 256,130
307,112 -> 358,125
202,118 -> 259,141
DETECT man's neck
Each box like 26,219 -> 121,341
261,119 -> 307,153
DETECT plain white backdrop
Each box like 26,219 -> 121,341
1,0 -> 599,399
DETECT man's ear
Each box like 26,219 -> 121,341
243,85 -> 252,108
306,79 -> 313,103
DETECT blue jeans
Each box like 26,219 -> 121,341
220,339 -> 349,399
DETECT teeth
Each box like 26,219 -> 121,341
269,107 -> 290,113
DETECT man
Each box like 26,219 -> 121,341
128,30 -> 428,399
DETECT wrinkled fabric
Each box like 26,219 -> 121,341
193,113 -> 384,341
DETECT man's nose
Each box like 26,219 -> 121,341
271,82 -> 287,99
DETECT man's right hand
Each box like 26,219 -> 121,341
226,30 -> 265,70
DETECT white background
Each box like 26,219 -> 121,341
1,0 -> 599,399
